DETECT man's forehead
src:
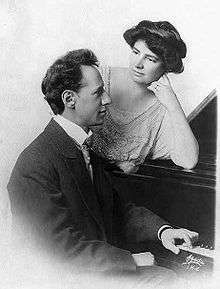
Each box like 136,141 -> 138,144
80,65 -> 103,87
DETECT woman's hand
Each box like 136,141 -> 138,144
149,74 -> 179,109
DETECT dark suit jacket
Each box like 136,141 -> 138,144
8,119 -> 168,272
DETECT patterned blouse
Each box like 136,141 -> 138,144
91,66 -> 174,173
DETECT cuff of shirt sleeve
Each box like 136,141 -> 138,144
158,225 -> 173,240
132,252 -> 155,267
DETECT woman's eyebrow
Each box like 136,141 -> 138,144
145,54 -> 159,60
132,47 -> 139,52
133,46 -> 159,60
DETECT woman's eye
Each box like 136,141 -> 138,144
146,58 -> 156,63
132,50 -> 138,55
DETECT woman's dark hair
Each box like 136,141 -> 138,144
123,20 -> 186,73
41,49 -> 99,115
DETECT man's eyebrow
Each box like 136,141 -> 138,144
92,85 -> 104,94
79,82 -> 88,88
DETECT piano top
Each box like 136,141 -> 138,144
111,156 -> 216,191
136,157 -> 216,190
188,89 -> 217,156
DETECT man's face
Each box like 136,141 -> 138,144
75,65 -> 111,128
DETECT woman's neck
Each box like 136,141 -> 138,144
111,69 -> 154,112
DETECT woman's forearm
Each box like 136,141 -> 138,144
166,99 -> 199,169
150,75 -> 199,169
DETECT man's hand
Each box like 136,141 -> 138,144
161,228 -> 199,254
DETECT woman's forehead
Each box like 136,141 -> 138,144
133,40 -> 159,59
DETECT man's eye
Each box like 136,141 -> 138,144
97,89 -> 104,96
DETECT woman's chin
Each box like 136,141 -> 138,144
132,75 -> 144,83
132,76 -> 152,86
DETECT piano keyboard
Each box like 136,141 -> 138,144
177,244 -> 214,259
151,240 -> 214,276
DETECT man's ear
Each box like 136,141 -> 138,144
61,90 -> 77,109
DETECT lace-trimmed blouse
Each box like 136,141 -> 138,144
91,66 -> 174,173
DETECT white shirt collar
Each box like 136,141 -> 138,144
53,115 -> 92,146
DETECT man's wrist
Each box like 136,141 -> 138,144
158,225 -> 173,240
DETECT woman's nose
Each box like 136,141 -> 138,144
135,57 -> 144,69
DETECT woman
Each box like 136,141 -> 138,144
91,20 -> 199,173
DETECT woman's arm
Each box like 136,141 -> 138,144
150,75 -> 199,169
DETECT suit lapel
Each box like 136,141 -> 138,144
44,119 -> 106,236
65,156 -> 105,236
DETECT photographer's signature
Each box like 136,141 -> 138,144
182,254 -> 205,271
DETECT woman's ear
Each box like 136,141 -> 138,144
61,90 -> 77,109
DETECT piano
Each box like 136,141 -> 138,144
109,89 -> 217,277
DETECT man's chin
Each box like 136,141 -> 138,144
89,121 -> 104,129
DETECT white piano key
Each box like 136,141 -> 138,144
177,244 -> 214,259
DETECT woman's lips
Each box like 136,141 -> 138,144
132,69 -> 144,76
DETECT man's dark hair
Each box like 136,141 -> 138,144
41,49 -> 99,115
123,20 -> 187,73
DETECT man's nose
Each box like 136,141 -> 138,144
102,91 -> 111,105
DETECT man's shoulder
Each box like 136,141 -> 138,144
14,118 -> 79,169
14,137 -> 47,173
15,121 -> 56,166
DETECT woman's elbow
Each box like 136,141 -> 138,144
182,157 -> 198,169
186,143 -> 200,169
173,152 -> 199,170
173,141 -> 199,169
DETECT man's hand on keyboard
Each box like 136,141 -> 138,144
160,228 -> 199,254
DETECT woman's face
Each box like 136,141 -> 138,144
129,39 -> 165,85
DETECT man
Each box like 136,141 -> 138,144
8,49 -> 197,285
